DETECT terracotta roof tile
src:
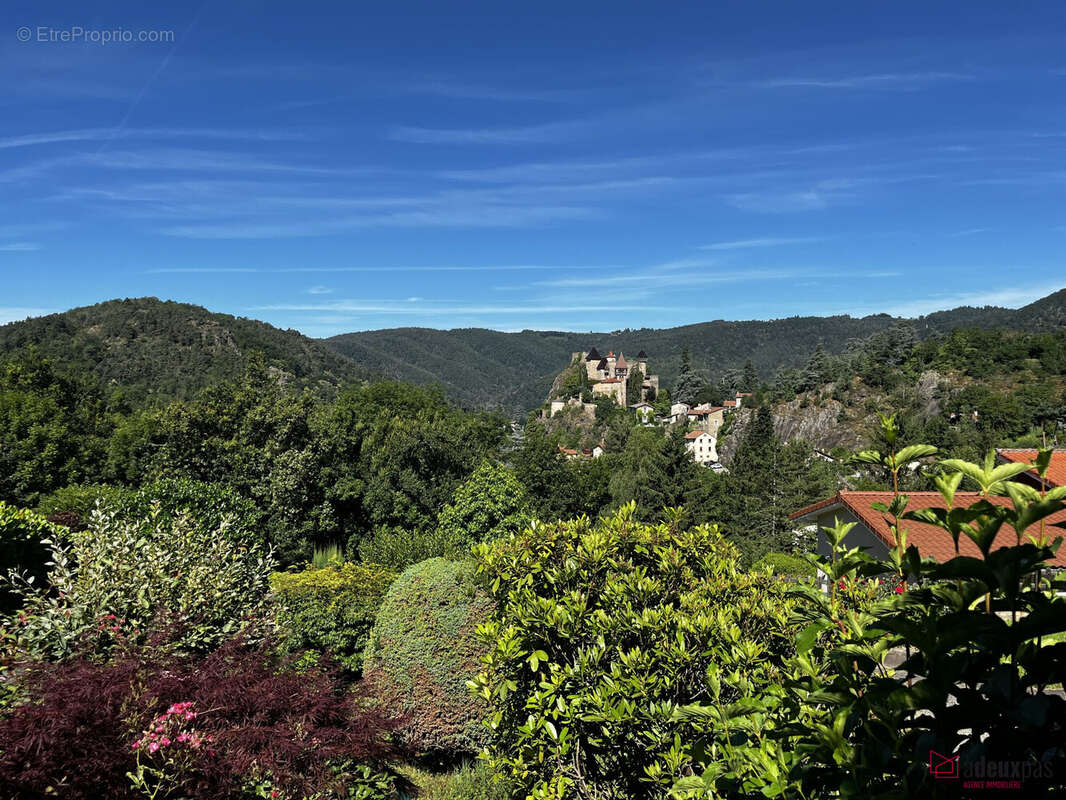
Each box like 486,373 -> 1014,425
997,449 -> 1066,489
685,430 -> 710,439
794,491 -> 1066,567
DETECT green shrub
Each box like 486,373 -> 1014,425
364,558 -> 494,761
311,541 -> 344,570
3,505 -> 274,660
357,524 -> 451,572
752,551 -> 816,579
675,421 -> 1066,798
435,461 -> 530,556
270,562 -> 396,674
471,504 -> 795,799
0,502 -> 64,612
35,484 -> 132,521
401,762 -> 511,800
35,479 -> 266,548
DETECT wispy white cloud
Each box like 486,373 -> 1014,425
159,204 -> 595,238
948,227 -> 993,237
0,127 -> 311,150
388,119 -> 588,145
406,80 -> 583,103
254,301 -> 666,315
725,190 -> 835,213
757,72 -> 974,90
701,236 -> 827,250
0,242 -> 40,251
146,264 -> 611,274
306,285 -> 333,294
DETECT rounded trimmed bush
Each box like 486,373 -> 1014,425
363,558 -> 493,760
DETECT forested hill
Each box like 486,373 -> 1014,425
325,289 -> 1066,414
5,290 -> 1065,415
0,297 -> 373,406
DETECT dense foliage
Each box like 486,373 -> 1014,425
471,505 -> 795,799
2,506 -> 274,660
364,558 -> 494,761
673,426 -> 1066,798
0,297 -> 371,407
0,350 -> 508,566
0,501 -> 61,611
37,478 -> 267,547
270,561 -> 396,674
0,636 -> 405,800
435,460 -> 532,557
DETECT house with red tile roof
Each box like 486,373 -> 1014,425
791,491 -> 1066,568
684,430 -> 718,465
996,449 -> 1066,490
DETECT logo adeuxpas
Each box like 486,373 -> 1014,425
930,750 -> 960,779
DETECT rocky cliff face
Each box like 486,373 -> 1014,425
718,401 -> 870,465
717,371 -> 946,465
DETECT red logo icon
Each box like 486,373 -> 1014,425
930,750 -> 959,779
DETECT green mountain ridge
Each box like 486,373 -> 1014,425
326,288 -> 1066,413
0,297 -> 373,406
3,290 -> 1065,415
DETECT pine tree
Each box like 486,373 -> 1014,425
740,359 -> 758,393
674,348 -> 705,406
626,368 -> 644,406
800,344 -> 829,392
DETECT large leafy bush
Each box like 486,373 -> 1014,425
270,561 -> 396,674
3,505 -> 274,660
0,636 -> 405,799
364,558 -> 494,761
675,420 -> 1066,798
471,504 -> 795,799
36,478 -> 266,547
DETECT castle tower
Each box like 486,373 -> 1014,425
606,351 -> 617,379
584,347 -> 601,380
636,350 -> 648,376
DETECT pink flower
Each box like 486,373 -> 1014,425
895,584 -> 905,594
148,742 -> 160,754
160,737 -> 171,747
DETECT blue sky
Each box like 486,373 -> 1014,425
2,0 -> 1065,335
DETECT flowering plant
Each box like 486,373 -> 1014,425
128,701 -> 214,799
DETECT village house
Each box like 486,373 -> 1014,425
557,443 -> 606,461
791,490 -> 1066,571
996,449 -> 1066,490
684,430 -> 718,465
630,401 -> 654,424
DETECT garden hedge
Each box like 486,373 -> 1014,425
270,561 -> 396,674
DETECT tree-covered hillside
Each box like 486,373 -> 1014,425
325,289 -> 1066,413
0,298 -> 373,407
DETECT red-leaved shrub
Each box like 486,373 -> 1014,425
0,636 -> 405,799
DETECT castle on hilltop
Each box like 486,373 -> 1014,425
550,347 -> 660,412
